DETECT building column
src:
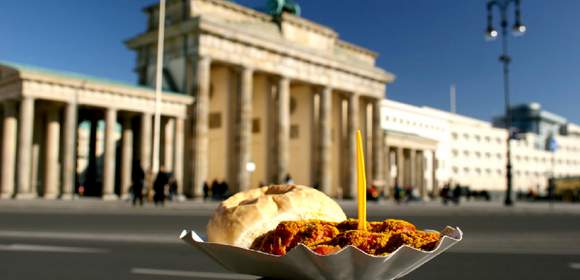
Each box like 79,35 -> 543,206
235,66 -> 253,192
120,115 -> 133,199
275,76 -> 290,183
163,117 -> 175,171
192,56 -> 211,197
371,99 -> 384,186
345,93 -> 359,199
409,149 -> 416,188
432,150 -> 439,197
417,150 -> 426,199
44,107 -> 61,199
384,145 -> 391,197
102,108 -> 117,200
318,86 -> 332,194
140,113 -> 152,172
396,147 -> 404,187
1,101 -> 18,199
16,97 -> 35,198
174,117 -> 185,199
61,101 -> 77,199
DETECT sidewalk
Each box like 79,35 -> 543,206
1,197 -> 579,216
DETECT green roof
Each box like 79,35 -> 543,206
0,60 -> 184,96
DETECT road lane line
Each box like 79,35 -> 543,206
0,243 -> 108,253
131,268 -> 257,279
570,263 -> 580,270
0,230 -> 180,244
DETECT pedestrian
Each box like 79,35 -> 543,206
393,181 -> 402,204
168,174 -> 178,201
202,181 -> 210,200
452,184 -> 462,205
211,179 -> 220,200
221,180 -> 229,198
131,160 -> 145,206
285,173 -> 294,184
440,183 -> 450,205
153,166 -> 169,206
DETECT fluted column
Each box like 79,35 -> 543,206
120,115 -> 133,199
16,97 -> 35,198
432,150 -> 439,196
409,149 -> 416,188
44,108 -> 61,199
61,101 -> 77,199
418,150 -> 426,199
235,66 -> 253,192
371,99 -> 384,185
345,93 -> 359,199
193,56 -> 211,197
275,76 -> 290,183
102,108 -> 117,200
396,147 -> 404,187
174,117 -> 185,199
163,117 -> 175,171
1,101 -> 18,199
140,113 -> 152,172
318,86 -> 332,194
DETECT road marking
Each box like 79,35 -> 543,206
0,230 -> 179,244
0,243 -> 108,253
131,268 -> 257,279
570,263 -> 580,270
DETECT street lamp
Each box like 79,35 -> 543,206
485,0 -> 526,206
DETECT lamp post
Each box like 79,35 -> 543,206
485,0 -> 526,206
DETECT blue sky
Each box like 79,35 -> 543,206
1,0 -> 579,123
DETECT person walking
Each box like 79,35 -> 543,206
153,166 -> 169,206
131,160 -> 145,206
393,181 -> 402,204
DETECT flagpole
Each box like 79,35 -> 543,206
152,0 -> 166,181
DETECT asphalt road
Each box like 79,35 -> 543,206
0,201 -> 579,280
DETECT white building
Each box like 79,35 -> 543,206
382,100 -> 580,198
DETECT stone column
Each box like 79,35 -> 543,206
409,149 -> 416,188
120,115 -> 133,199
345,93 -> 359,199
61,102 -> 77,199
432,150 -> 439,197
396,147 -> 404,187
163,117 -> 175,171
44,108 -> 61,199
236,66 -> 253,192
371,99 -> 384,186
102,108 -> 117,200
275,76 -> 290,183
16,97 -> 35,198
318,86 -> 332,195
384,145 -> 391,197
192,56 -> 211,197
1,101 -> 18,199
417,150 -> 426,198
140,113 -> 152,172
174,117 -> 185,199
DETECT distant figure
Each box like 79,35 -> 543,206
440,183 -> 451,205
393,182 -> 402,204
131,160 -> 145,206
168,175 -> 178,201
285,174 -> 294,184
211,180 -> 220,200
153,166 -> 170,206
202,181 -> 210,200
367,184 -> 380,202
404,186 -> 414,203
452,184 -> 462,205
221,181 -> 229,198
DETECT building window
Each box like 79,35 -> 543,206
452,166 -> 458,174
475,151 -> 481,158
452,132 -> 458,139
452,149 -> 458,156
290,124 -> 299,139
209,112 -> 222,129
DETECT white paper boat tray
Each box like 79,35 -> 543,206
180,226 -> 462,280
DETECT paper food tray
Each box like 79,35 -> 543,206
179,226 -> 462,280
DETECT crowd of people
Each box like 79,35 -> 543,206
129,161 -> 179,207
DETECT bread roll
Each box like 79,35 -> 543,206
207,184 -> 347,248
